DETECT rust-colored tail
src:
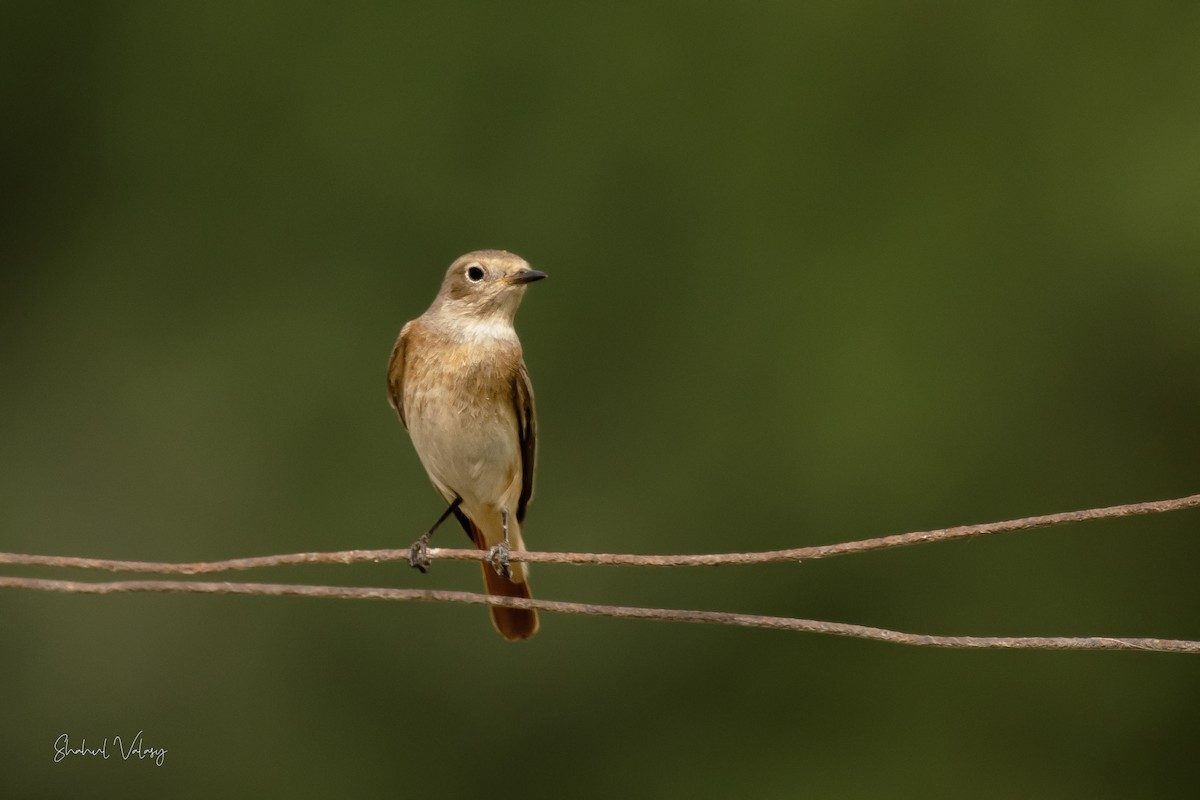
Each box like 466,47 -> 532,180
453,506 -> 539,640
481,564 -> 539,641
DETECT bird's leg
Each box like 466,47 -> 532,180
409,496 -> 462,573
486,508 -> 513,580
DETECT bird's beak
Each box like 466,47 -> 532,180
508,268 -> 548,284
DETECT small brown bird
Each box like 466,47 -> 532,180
387,250 -> 545,640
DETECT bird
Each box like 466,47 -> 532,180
387,250 -> 546,640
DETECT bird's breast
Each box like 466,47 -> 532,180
402,337 -> 522,505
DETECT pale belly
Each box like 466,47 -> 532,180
405,380 -> 521,511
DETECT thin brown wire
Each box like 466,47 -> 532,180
2,576 -> 1196,653
2,492 -> 1197,573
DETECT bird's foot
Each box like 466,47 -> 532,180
486,542 -> 512,580
408,534 -> 432,573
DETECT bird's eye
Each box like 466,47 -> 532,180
467,265 -> 485,282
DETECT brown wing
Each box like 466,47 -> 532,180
386,322 -> 412,428
512,359 -> 537,523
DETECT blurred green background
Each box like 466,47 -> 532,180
2,2 -> 1198,797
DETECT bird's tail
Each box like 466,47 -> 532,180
480,562 -> 539,641
453,507 -> 539,641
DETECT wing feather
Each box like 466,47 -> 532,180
386,322 -> 412,428
512,360 -> 537,523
